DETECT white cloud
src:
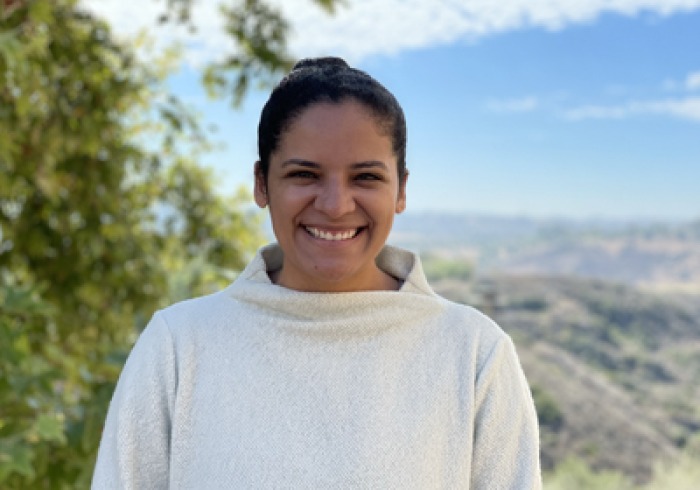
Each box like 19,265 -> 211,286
686,71 -> 700,90
648,97 -> 700,120
564,105 -> 628,120
486,96 -> 539,113
277,0 -> 700,61
563,96 -> 700,122
661,70 -> 700,92
80,0 -> 700,65
80,0 -> 235,67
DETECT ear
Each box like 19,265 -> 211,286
253,161 -> 268,208
395,170 -> 408,214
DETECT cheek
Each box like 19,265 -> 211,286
365,195 -> 402,222
267,184 -> 313,217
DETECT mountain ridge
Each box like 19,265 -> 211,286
389,211 -> 700,293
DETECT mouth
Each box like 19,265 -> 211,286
303,225 -> 365,241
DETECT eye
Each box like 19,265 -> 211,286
355,172 -> 383,182
287,170 -> 318,179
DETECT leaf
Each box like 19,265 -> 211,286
0,29 -> 23,66
0,440 -> 35,482
33,414 -> 67,444
29,0 -> 55,25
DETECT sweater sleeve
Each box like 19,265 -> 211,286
470,335 -> 542,490
91,312 -> 177,490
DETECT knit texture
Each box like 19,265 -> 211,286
92,244 -> 541,489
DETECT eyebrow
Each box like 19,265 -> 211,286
280,159 -> 320,169
281,159 -> 389,171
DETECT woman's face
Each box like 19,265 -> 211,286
254,100 -> 407,292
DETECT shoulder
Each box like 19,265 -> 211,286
427,286 -> 508,340
151,287 -> 241,339
421,292 -> 517,376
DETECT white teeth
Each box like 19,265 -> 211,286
306,226 -> 359,241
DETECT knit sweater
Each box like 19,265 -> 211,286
92,244 -> 541,489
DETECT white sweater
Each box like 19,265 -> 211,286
92,244 -> 541,489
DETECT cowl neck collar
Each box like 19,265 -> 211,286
224,244 -> 444,328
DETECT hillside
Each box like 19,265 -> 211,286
431,273 -> 700,483
390,212 -> 700,293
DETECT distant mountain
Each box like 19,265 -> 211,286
430,273 -> 700,484
389,212 -> 700,293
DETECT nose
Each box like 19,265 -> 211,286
314,179 -> 355,218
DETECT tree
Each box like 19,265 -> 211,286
0,0 -> 343,484
161,0 -> 340,104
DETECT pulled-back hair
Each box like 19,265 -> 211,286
257,56 -> 407,181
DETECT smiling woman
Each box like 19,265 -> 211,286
255,100 -> 406,292
92,57 -> 542,489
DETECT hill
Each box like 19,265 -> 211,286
430,272 -> 700,483
390,212 -> 700,293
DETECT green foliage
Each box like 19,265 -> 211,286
544,448 -> 700,490
160,161 -> 263,300
531,385 -> 564,431
161,0 -> 343,106
0,272 -> 117,487
204,0 -> 294,105
510,296 -> 548,311
544,457 -> 636,490
421,254 -> 474,282
0,0 -> 278,486
644,451 -> 700,490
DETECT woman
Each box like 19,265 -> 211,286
92,57 -> 541,489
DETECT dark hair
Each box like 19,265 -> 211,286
257,56 -> 407,182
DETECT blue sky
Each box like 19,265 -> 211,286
85,1 -> 700,221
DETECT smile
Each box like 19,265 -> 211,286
304,226 -> 362,241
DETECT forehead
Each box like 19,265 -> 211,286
290,100 -> 380,129
275,101 -> 394,157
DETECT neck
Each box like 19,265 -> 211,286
269,267 -> 401,293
